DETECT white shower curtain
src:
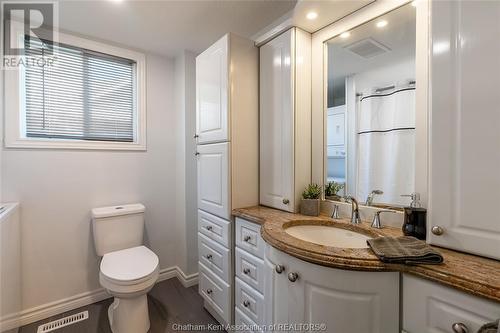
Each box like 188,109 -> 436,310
356,88 -> 415,206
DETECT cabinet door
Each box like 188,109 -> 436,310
196,35 -> 228,144
259,29 -> 295,212
268,245 -> 400,333
403,274 -> 500,333
263,246 -> 289,329
430,1 -> 500,259
197,142 -> 230,219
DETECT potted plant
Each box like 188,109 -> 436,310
301,183 -> 322,216
325,181 -> 344,201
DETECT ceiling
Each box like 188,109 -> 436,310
327,3 -> 416,86
56,0 -> 297,57
292,0 -> 374,33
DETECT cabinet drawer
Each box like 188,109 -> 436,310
198,210 -> 231,247
199,262 -> 230,324
198,233 -> 231,283
235,277 -> 265,325
235,308 -> 263,333
235,247 -> 265,294
403,274 -> 500,333
236,218 -> 265,258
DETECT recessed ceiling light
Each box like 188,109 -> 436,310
340,32 -> 351,39
306,11 -> 318,20
411,1 -> 418,7
376,20 -> 388,28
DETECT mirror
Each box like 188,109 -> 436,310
324,4 -> 416,207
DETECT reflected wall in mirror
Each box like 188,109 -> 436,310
325,4 -> 416,207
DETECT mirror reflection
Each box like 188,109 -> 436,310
325,4 -> 416,207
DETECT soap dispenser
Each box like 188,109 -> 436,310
401,193 -> 427,240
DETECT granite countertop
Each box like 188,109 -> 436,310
233,205 -> 500,303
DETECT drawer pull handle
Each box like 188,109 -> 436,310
205,225 -> 213,231
452,323 -> 469,333
243,300 -> 250,308
288,272 -> 299,282
243,268 -> 251,275
243,235 -> 251,242
431,225 -> 444,236
282,198 -> 290,205
275,264 -> 285,274
206,289 -> 213,295
205,254 -> 213,260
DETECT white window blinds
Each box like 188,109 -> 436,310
23,37 -> 136,142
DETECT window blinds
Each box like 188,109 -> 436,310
24,37 -> 136,142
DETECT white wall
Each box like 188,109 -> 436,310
1,53 -> 185,311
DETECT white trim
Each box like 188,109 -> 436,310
0,266 -> 198,331
3,26 -> 147,151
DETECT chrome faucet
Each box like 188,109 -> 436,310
371,210 -> 395,229
365,190 -> 383,206
345,196 -> 361,224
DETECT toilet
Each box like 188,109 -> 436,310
91,203 -> 159,333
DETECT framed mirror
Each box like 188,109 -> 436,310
324,3 -> 416,208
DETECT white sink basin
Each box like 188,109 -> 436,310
285,224 -> 372,248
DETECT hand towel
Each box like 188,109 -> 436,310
367,236 -> 443,265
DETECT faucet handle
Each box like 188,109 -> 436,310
331,204 -> 340,219
371,210 -> 396,229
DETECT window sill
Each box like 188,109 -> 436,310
5,137 -> 147,151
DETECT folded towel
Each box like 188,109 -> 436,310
477,319 -> 499,333
367,236 -> 444,265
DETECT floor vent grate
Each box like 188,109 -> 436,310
37,310 -> 89,333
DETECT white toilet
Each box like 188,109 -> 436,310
91,203 -> 159,333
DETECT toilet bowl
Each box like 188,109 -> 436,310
99,245 -> 159,333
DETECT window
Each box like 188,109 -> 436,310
5,29 -> 146,150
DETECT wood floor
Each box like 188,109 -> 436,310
19,278 -> 225,333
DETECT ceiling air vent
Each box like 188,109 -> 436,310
344,38 -> 391,59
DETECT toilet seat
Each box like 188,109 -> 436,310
100,246 -> 159,286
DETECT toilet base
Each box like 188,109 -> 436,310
108,295 -> 150,333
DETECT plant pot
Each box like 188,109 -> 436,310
325,195 -> 341,202
300,199 -> 320,216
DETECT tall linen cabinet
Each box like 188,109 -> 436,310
195,33 -> 259,325
259,28 -> 311,213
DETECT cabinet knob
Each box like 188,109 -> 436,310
194,134 -> 199,139
205,254 -> 213,260
243,235 -> 251,242
282,198 -> 290,205
275,264 -> 285,274
205,225 -> 213,231
452,323 -> 469,333
288,272 -> 299,282
431,225 -> 444,236
243,300 -> 250,308
206,289 -> 212,295
195,152 -> 200,156
243,268 -> 250,275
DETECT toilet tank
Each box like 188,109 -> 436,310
91,203 -> 146,256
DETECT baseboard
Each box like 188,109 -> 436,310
0,288 -> 110,332
158,266 -> 199,288
1,266 -> 198,331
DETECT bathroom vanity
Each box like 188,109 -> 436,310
233,207 -> 500,333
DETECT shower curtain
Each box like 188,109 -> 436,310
356,87 -> 415,206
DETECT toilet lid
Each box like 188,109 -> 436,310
100,246 -> 159,283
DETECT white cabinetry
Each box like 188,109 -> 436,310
234,218 -> 267,331
402,274 -> 500,333
429,0 -> 500,259
259,28 -> 311,213
196,33 -> 259,325
265,245 -> 400,333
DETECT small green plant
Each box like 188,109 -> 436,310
325,181 -> 344,197
302,183 -> 322,199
